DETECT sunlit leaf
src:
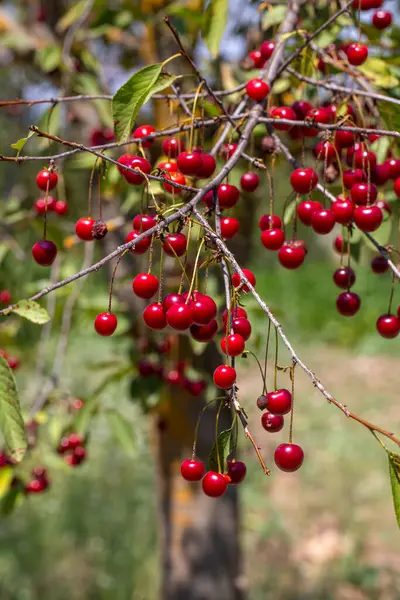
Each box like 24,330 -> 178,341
10,131 -> 35,156
0,356 -> 27,463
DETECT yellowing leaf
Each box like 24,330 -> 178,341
11,300 -> 51,325
0,467 -> 13,499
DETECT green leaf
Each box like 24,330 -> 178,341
112,64 -> 178,142
358,58 -> 399,89
0,467 -> 14,500
36,45 -> 62,73
262,5 -> 287,30
292,46 -> 315,78
11,300 -> 50,325
208,429 -> 232,472
105,410 -> 135,454
0,356 -> 27,463
388,453 -> 400,528
362,219 -> 392,252
56,0 -> 88,32
202,0 -> 229,58
283,199 -> 297,226
379,101 -> 400,138
10,131 -> 35,156
1,483 -> 24,516
371,135 -> 390,165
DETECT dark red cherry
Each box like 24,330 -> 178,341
259,214 -> 282,230
240,172 -> 260,192
226,460 -> 247,484
132,214 -> 157,232
217,184 -> 240,209
371,163 -> 390,187
190,320 -> 218,342
36,169 -> 58,191
231,268 -> 256,292
166,303 -> 194,330
75,217 -> 95,241
180,459 -> 205,481
335,129 -> 355,149
311,209 -> 336,235
353,148 -> 377,172
163,293 -> 185,312
385,159 -> 400,180
270,106 -> 297,131
221,217 -> 239,239
220,333 -> 245,357
371,255 -> 389,274
278,243 -> 306,269
353,205 -> 383,232
260,41 -> 275,59
177,151 -> 202,176
292,100 -> 313,119
334,235 -> 345,254
372,10 -> 392,29
162,137 -> 185,157
336,291 -> 361,316
376,314 -> 400,338
246,78 -> 270,101
163,233 -> 187,257
333,267 -> 356,289
125,230 -> 151,254
133,124 -> 156,147
202,471 -> 228,497
94,312 -> 118,336
261,412 -> 284,433
123,156 -> 152,185
213,365 -> 236,389
343,169 -> 366,190
32,240 -> 57,266
332,197 -> 354,225
266,388 -> 292,415
346,43 -> 368,66
350,183 -> 377,206
143,303 -> 167,330
274,443 -> 304,472
132,273 -> 159,299
196,154 -> 216,179
314,140 -> 337,162
232,317 -> 252,341
290,168 -> 318,194
261,228 -> 285,250
394,177 -> 400,198
297,200 -> 322,226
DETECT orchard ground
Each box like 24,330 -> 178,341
0,262 -> 398,600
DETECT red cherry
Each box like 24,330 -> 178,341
190,320 -> 218,342
7,356 -> 20,370
350,183 -> 377,206
260,41 -> 275,59
132,214 -> 157,232
232,317 -> 252,341
371,255 -> 389,274
222,307 -> 247,324
158,160 -> 178,174
343,169 -> 366,190
196,153 -> 216,179
292,100 -> 313,119
332,198 -> 354,225
25,479 -> 48,494
240,172 -> 260,192
290,168 -> 318,194
232,268 -> 256,292
189,292 -> 217,325
213,365 -> 236,389
376,314 -> 400,339
335,129 -> 355,149
0,290 -> 11,304
394,178 -> 400,198
66,433 -> 84,450
352,0 -> 382,8
163,171 -> 186,194
346,43 -> 368,66
123,156 -> 152,185
36,169 -> 58,191
259,214 -> 282,230
75,217 -> 95,241
248,50 -> 266,68
261,228 -> 285,250
177,151 -> 202,176
202,471 -> 228,497
297,200 -> 322,226
90,127 -> 114,146
220,217 -> 239,239
278,243 -> 306,269
94,312 -> 117,336
163,232 -> 187,257
117,154 -> 133,174
54,200 -> 68,215
143,303 -> 167,330
385,159 -> 400,180
34,196 -> 56,214
333,267 -> 356,289
132,273 -> 159,299
162,137 -> 185,157
125,230 -> 151,254
245,78 -> 270,101
166,303 -> 194,330
180,459 -> 205,481
221,143 -> 238,160
261,412 -> 284,433
220,333 -> 245,357
304,107 -> 330,136
270,106 -> 297,131
311,209 -> 336,235
133,124 -> 156,147
184,378 -> 207,397
226,460 -> 247,484
353,149 -> 377,172
31,466 -> 48,479
334,235 -> 345,254
163,293 -> 185,312
266,388 -> 292,415
32,240 -> 57,266
371,163 -> 390,187
372,10 -> 392,29
353,205 -> 383,232
336,291 -> 361,316
274,443 -> 304,472
314,140 -> 337,162
217,184 -> 240,209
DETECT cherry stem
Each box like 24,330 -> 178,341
157,247 -> 165,304
43,179 -> 50,240
274,326 -> 279,391
189,81 -> 204,151
387,272 -> 395,315
186,237 -> 205,303
288,362 -> 296,445
191,398 -> 218,460
88,156 -> 99,218
248,351 -> 268,394
108,250 -> 128,313
215,400 -> 223,474
263,320 -> 272,395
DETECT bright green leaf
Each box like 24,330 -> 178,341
57,0 -> 88,32
359,58 -> 399,89
283,199 -> 297,226
292,46 -> 315,79
0,356 -> 27,463
112,64 -> 178,142
388,453 -> 400,528
208,429 -> 232,472
36,45 -> 62,73
11,300 -> 51,325
262,5 -> 287,30
202,0 -> 229,58
105,410 -> 135,454
10,131 -> 35,156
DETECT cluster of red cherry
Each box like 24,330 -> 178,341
57,432 -> 87,467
